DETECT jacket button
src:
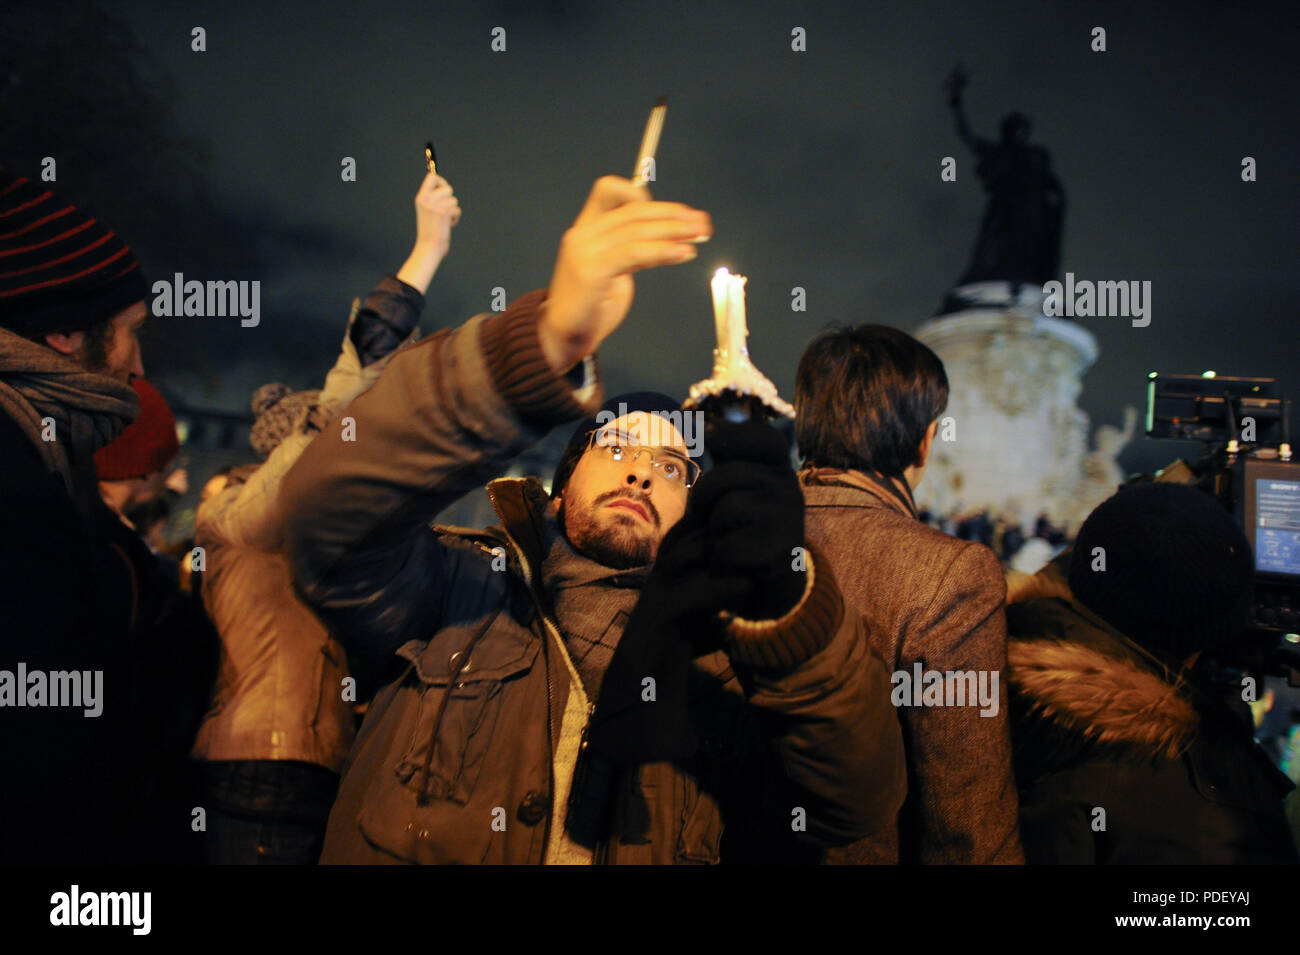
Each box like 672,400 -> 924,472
516,790 -> 548,826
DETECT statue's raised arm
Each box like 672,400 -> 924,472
939,67 -> 1067,291
945,65 -> 986,153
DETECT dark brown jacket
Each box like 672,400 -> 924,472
1008,595 -> 1298,864
281,294 -> 906,863
802,474 -> 1024,863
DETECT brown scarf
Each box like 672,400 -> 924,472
0,325 -> 138,514
540,517 -> 650,702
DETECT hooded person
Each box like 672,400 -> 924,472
1006,482 -> 1299,864
280,174 -> 905,864
0,166 -> 191,863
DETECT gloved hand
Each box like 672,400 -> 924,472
585,499 -> 750,764
693,418 -> 807,621
586,416 -> 806,766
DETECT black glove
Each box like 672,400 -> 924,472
695,418 -> 807,621
585,417 -> 805,767
585,505 -> 749,764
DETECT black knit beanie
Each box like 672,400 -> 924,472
0,168 -> 149,336
550,391 -> 685,498
1068,482 -> 1254,659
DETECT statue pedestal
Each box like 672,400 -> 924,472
914,297 -> 1106,533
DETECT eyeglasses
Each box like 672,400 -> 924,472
585,428 -> 701,488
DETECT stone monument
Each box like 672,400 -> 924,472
913,70 -> 1135,537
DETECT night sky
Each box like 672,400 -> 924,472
7,0 -> 1298,478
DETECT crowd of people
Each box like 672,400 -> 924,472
917,507 -> 1071,566
1,163 -> 1296,865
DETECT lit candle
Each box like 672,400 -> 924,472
689,265 -> 794,418
711,267 -> 749,367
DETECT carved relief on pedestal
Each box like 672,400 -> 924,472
915,308 -> 1133,541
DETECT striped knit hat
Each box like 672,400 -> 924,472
0,168 -> 149,336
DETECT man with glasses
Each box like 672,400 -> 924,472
282,176 -> 904,864
548,405 -> 699,573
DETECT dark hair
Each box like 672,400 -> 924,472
550,439 -> 588,501
794,324 -> 948,477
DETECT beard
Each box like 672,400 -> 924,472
559,497 -> 656,570
78,317 -> 116,377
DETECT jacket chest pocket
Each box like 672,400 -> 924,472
392,619 -> 540,806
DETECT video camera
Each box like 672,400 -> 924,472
1144,372 -> 1300,683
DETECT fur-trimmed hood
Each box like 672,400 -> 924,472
1005,596 -> 1300,866
1008,634 -> 1197,760
1005,597 -> 1199,772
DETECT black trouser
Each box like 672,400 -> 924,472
198,760 -> 340,865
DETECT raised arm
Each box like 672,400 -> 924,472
727,551 -> 908,847
280,176 -> 711,656
196,171 -> 461,553
945,65 -> 984,153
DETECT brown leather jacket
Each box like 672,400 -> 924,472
281,293 -> 907,863
193,280 -> 420,770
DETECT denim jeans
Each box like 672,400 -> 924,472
198,760 -> 340,865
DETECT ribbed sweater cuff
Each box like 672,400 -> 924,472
480,288 -> 597,426
724,545 -> 845,672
